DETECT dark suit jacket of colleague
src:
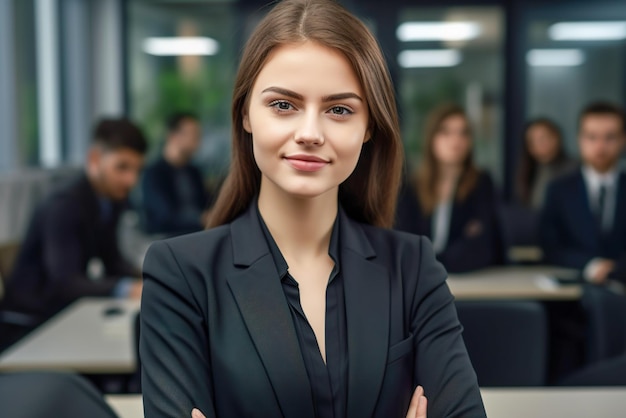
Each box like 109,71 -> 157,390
141,156 -> 210,235
540,169 -> 626,278
2,175 -> 138,319
141,203 -> 486,418
394,172 -> 502,273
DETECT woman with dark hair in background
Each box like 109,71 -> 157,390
139,1 -> 485,417
395,103 -> 501,273
516,117 -> 576,209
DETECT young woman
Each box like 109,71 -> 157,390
516,118 -> 576,209
395,104 -> 501,273
140,1 -> 485,417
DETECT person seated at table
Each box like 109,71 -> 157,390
1,118 -> 146,333
395,103 -> 502,273
540,102 -> 626,284
140,112 -> 212,236
516,117 -> 576,209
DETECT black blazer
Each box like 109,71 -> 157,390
540,169 -> 626,273
3,175 -> 137,318
140,204 -> 485,418
140,156 -> 210,235
394,172 -> 502,273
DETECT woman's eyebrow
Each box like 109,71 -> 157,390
322,92 -> 363,103
261,87 -> 303,100
261,87 -> 363,103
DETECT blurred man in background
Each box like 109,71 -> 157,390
541,102 -> 626,284
140,112 -> 211,236
0,118 -> 146,350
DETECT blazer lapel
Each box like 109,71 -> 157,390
340,212 -> 390,418
575,171 -> 599,244
226,205 -> 315,418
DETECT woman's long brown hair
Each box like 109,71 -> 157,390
207,0 -> 403,228
413,104 -> 479,215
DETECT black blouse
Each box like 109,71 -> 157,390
258,208 -> 348,418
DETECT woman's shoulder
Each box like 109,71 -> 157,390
359,222 -> 428,259
146,224 -> 232,264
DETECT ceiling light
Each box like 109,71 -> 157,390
143,37 -> 219,56
526,49 -> 585,67
397,22 -> 481,42
398,49 -> 462,68
549,21 -> 626,41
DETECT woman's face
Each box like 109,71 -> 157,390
243,41 -> 369,200
432,114 -> 472,167
526,124 -> 560,164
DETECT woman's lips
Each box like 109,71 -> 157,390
284,155 -> 329,172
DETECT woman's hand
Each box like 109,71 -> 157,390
192,408 -> 206,418
406,385 -> 428,418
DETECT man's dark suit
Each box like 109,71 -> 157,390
540,169 -> 626,276
141,156 -> 209,235
2,174 -> 137,319
140,204 -> 486,418
395,172 -> 502,273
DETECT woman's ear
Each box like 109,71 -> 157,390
363,126 -> 372,143
243,113 -> 252,133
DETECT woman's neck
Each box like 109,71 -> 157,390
257,180 -> 337,263
437,163 -> 463,182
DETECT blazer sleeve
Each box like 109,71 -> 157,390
412,236 -> 486,417
41,199 -> 122,303
438,174 -> 502,273
540,181 -> 594,269
141,240 -> 216,418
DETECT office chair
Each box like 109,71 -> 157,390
0,371 -> 119,418
559,354 -> 626,386
456,300 -> 548,386
581,284 -> 626,364
126,311 -> 142,393
497,203 -> 542,264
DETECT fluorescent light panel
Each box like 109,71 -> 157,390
397,22 -> 481,42
549,21 -> 626,41
143,37 -> 219,56
398,49 -> 462,68
526,49 -> 585,67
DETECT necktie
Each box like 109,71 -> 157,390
596,184 -> 607,234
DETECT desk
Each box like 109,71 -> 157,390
448,266 -> 583,300
481,388 -> 626,418
107,395 -> 143,418
0,298 -> 140,373
106,389 -> 626,418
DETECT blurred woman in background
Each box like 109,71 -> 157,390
395,104 -> 501,273
516,118 -> 576,209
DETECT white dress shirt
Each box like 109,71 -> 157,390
431,198 -> 453,255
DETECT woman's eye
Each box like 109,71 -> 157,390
329,106 -> 352,116
270,100 -> 294,111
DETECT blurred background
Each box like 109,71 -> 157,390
2,0 -> 625,188
1,1 -> 626,415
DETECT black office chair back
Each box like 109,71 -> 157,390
581,284 -> 626,363
456,300 -> 548,386
560,354 -> 626,386
126,311 -> 141,393
0,371 -> 119,418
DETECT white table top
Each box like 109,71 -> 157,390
107,388 -> 626,418
448,266 -> 583,300
107,395 -> 144,418
0,298 -> 140,373
481,388 -> 626,418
